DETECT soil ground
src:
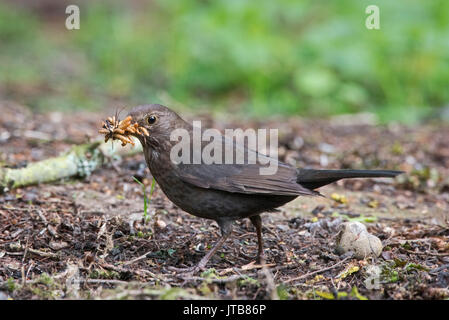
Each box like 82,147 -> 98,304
0,101 -> 448,300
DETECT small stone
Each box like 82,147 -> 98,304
110,247 -> 121,256
319,143 -> 335,154
277,224 -> 289,231
8,242 -> 22,251
22,192 -> 38,203
155,219 -> 167,229
335,221 -> 383,259
49,241 -> 69,250
113,230 -> 124,238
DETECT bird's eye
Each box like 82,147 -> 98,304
147,115 -> 158,125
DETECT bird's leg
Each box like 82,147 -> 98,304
249,215 -> 265,264
169,220 -> 232,274
196,219 -> 232,269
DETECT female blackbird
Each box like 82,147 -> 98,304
125,104 -> 402,272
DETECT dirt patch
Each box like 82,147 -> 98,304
0,102 -> 448,300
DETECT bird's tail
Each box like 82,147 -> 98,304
296,169 -> 403,190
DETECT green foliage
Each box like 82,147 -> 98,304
1,0 -> 448,122
89,269 -> 120,280
133,176 -> 156,223
237,276 -> 261,287
37,273 -> 54,286
396,166 -> 440,191
6,278 -> 16,292
314,286 -> 367,300
276,284 -> 290,300
381,258 -> 430,284
350,286 -> 368,300
200,268 -> 218,278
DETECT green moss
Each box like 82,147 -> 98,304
405,263 -> 430,272
200,268 -> 217,278
37,273 -> 54,286
89,269 -> 120,280
350,286 -> 368,300
6,278 -> 16,292
276,284 -> 290,300
237,277 -> 260,287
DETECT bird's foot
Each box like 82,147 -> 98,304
255,254 -> 266,265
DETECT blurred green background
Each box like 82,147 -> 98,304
1,0 -> 448,123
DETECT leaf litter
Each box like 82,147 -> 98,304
0,102 -> 448,300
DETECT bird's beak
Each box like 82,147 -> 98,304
126,114 -> 150,138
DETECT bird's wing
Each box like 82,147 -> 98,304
168,130 -> 318,196
174,162 -> 317,196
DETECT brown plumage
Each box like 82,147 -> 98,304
103,104 -> 403,273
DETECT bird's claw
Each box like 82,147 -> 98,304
255,256 -> 266,265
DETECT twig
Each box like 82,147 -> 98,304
104,288 -> 208,300
429,264 -> 449,274
5,251 -> 23,256
385,238 -> 433,246
283,256 -> 351,284
85,279 -> 129,285
5,248 -> 58,259
21,238 -> 30,286
138,269 -> 170,282
400,247 -> 449,257
241,261 -> 276,270
101,262 -> 169,282
36,209 -> 48,225
123,250 -> 152,266
262,266 -> 278,300
28,248 -> 59,259
179,274 -> 253,284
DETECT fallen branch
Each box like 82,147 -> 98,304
85,279 -> 129,285
100,262 -> 170,283
5,248 -> 59,259
0,139 -> 142,192
123,250 -> 153,266
283,256 -> 351,284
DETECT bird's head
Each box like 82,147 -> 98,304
126,104 -> 189,150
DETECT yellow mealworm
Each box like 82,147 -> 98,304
100,114 -> 150,147
125,127 -> 136,134
114,128 -> 125,135
98,128 -> 111,134
118,116 -> 132,129
138,127 -> 149,136
113,134 -> 135,146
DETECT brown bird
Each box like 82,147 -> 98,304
122,104 -> 402,273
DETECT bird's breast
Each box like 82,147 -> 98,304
143,147 -> 296,221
